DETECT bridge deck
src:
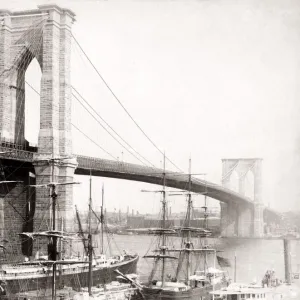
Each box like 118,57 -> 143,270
75,155 -> 255,207
0,147 -> 279,217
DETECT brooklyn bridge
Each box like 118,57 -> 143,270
0,4 -> 284,255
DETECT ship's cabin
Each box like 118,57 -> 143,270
189,267 -> 226,287
150,280 -> 191,292
211,293 -> 267,300
211,284 -> 269,300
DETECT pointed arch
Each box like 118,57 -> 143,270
25,57 -> 41,147
7,47 -> 42,147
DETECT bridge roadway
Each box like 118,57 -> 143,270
0,146 -> 279,219
76,155 -> 257,207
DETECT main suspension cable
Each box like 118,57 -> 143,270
72,92 -> 155,167
72,86 -> 156,168
72,33 -> 183,172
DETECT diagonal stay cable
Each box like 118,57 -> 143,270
25,81 -> 153,166
71,124 -> 117,160
72,92 -> 153,167
72,86 -> 156,168
72,33 -> 183,172
25,81 -> 118,160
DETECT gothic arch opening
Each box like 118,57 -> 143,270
24,57 -> 41,149
21,56 -> 41,256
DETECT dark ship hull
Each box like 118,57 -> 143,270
140,281 -> 227,300
2,254 -> 138,295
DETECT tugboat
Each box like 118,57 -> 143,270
211,239 -> 300,300
210,282 -> 272,300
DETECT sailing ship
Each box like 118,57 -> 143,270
0,163 -> 138,298
63,178 -> 140,300
137,157 -> 229,300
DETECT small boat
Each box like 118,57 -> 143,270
210,282 -> 272,299
211,242 -> 300,300
73,281 -> 138,300
210,280 -> 300,300
14,280 -> 138,300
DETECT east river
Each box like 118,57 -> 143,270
95,234 -> 300,285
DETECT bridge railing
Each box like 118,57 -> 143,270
0,146 -> 34,161
0,138 -> 38,152
75,155 -> 251,199
75,154 -> 166,175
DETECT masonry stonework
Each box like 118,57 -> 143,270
0,5 -> 77,257
221,158 -> 264,237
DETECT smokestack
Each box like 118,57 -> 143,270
132,209 -> 134,216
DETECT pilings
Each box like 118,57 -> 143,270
284,239 -> 292,284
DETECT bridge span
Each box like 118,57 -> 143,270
0,147 -> 279,215
0,147 -> 281,238
75,155 -> 281,236
76,155 -> 265,208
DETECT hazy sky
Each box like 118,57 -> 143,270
2,0 -> 300,214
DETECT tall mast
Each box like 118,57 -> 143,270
186,158 -> 192,285
284,239 -> 292,285
161,153 -> 167,287
58,216 -> 63,289
29,157 -> 80,300
204,193 -> 208,230
142,153 -> 178,285
51,182 -> 57,300
203,176 -> 208,273
88,171 -> 93,296
50,158 -> 57,300
75,205 -> 88,256
101,184 -> 104,255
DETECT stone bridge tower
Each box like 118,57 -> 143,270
220,158 -> 264,237
0,5 -> 77,256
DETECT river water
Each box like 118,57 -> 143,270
97,234 -> 300,285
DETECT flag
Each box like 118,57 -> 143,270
217,255 -> 231,268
